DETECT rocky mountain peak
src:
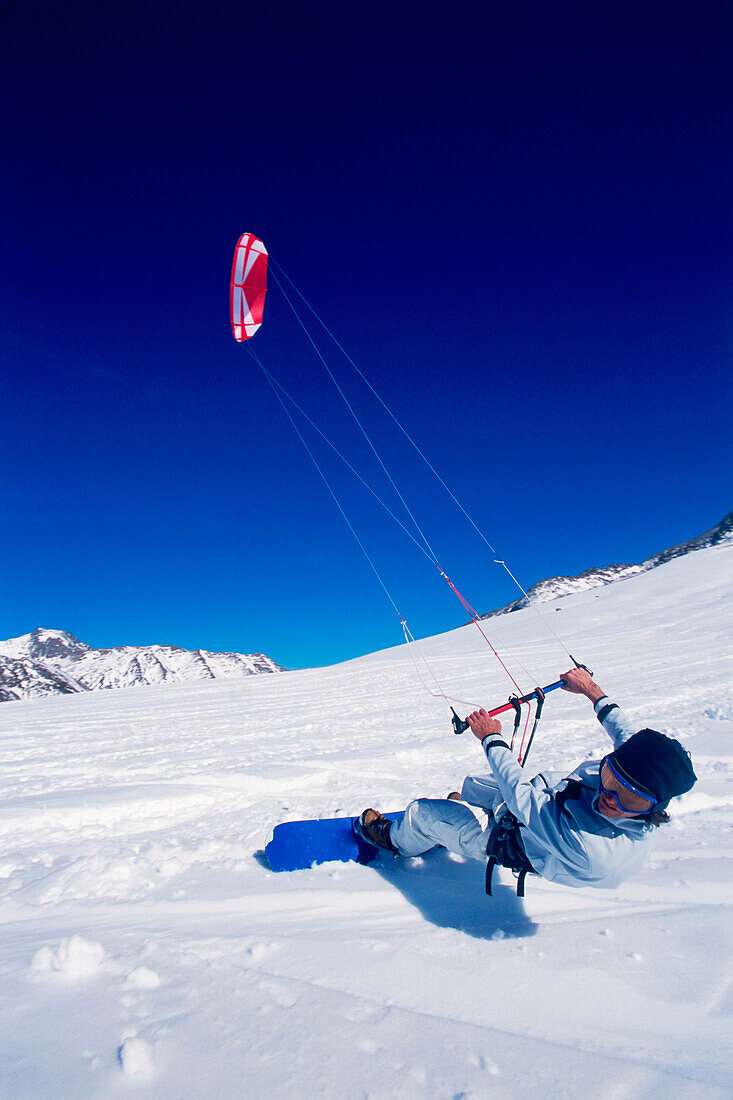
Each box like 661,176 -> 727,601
0,631 -> 285,703
0,628 -> 90,662
26,628 -> 90,661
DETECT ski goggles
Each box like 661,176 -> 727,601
599,757 -> 657,815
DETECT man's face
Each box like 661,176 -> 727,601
598,760 -> 655,819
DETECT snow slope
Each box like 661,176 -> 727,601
0,544 -> 731,1098
480,509 -> 733,618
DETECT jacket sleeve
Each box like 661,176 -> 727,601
481,739 -> 591,868
593,697 -> 637,748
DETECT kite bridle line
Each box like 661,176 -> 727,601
265,270 -> 540,693
268,266 -> 441,569
252,351 -> 529,696
269,256 -> 578,667
249,254 -> 588,760
246,338 -> 537,695
246,347 -> 484,717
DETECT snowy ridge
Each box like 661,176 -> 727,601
0,628 -> 285,702
480,510 -> 733,619
0,542 -> 730,1096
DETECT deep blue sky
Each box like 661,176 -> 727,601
2,1 -> 731,669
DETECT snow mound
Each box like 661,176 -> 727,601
31,935 -> 106,979
118,1036 -> 155,1077
125,966 -> 161,989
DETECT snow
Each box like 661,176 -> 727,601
31,936 -> 106,980
118,1035 -> 155,1077
480,510 -> 732,619
0,544 -> 731,1097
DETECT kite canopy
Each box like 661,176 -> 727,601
230,233 -> 268,341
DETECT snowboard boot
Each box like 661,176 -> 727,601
356,808 -> 398,853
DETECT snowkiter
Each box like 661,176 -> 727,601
357,668 -> 697,891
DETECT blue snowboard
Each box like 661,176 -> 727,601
265,812 -> 400,872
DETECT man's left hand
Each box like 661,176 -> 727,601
467,709 -> 503,742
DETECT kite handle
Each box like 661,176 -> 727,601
450,659 -> 593,738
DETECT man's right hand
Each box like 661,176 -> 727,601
560,667 -> 606,704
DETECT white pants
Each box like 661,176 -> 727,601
390,774 -> 503,862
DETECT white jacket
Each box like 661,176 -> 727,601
479,697 -> 654,889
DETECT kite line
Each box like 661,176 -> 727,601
230,232 -> 586,764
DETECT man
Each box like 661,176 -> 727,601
357,668 -> 697,891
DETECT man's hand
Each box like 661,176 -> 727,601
560,668 -> 606,704
467,709 -> 503,742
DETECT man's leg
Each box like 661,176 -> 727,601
460,774 -> 502,813
390,798 -> 489,861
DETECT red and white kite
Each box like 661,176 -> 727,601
230,233 -> 268,341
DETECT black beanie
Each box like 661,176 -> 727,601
608,729 -> 697,811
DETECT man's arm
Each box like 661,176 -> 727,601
466,668 -> 638,759
465,710 -> 592,869
560,667 -> 636,747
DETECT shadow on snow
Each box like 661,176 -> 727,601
370,848 -> 537,942
254,846 -> 537,942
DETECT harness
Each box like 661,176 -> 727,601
485,777 -> 594,897
554,777 -> 592,813
485,813 -> 535,897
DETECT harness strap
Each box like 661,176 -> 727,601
555,778 -> 593,814
519,686 -> 545,767
485,813 -> 535,897
485,857 -> 527,896
508,696 -> 523,751
485,855 -> 498,896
